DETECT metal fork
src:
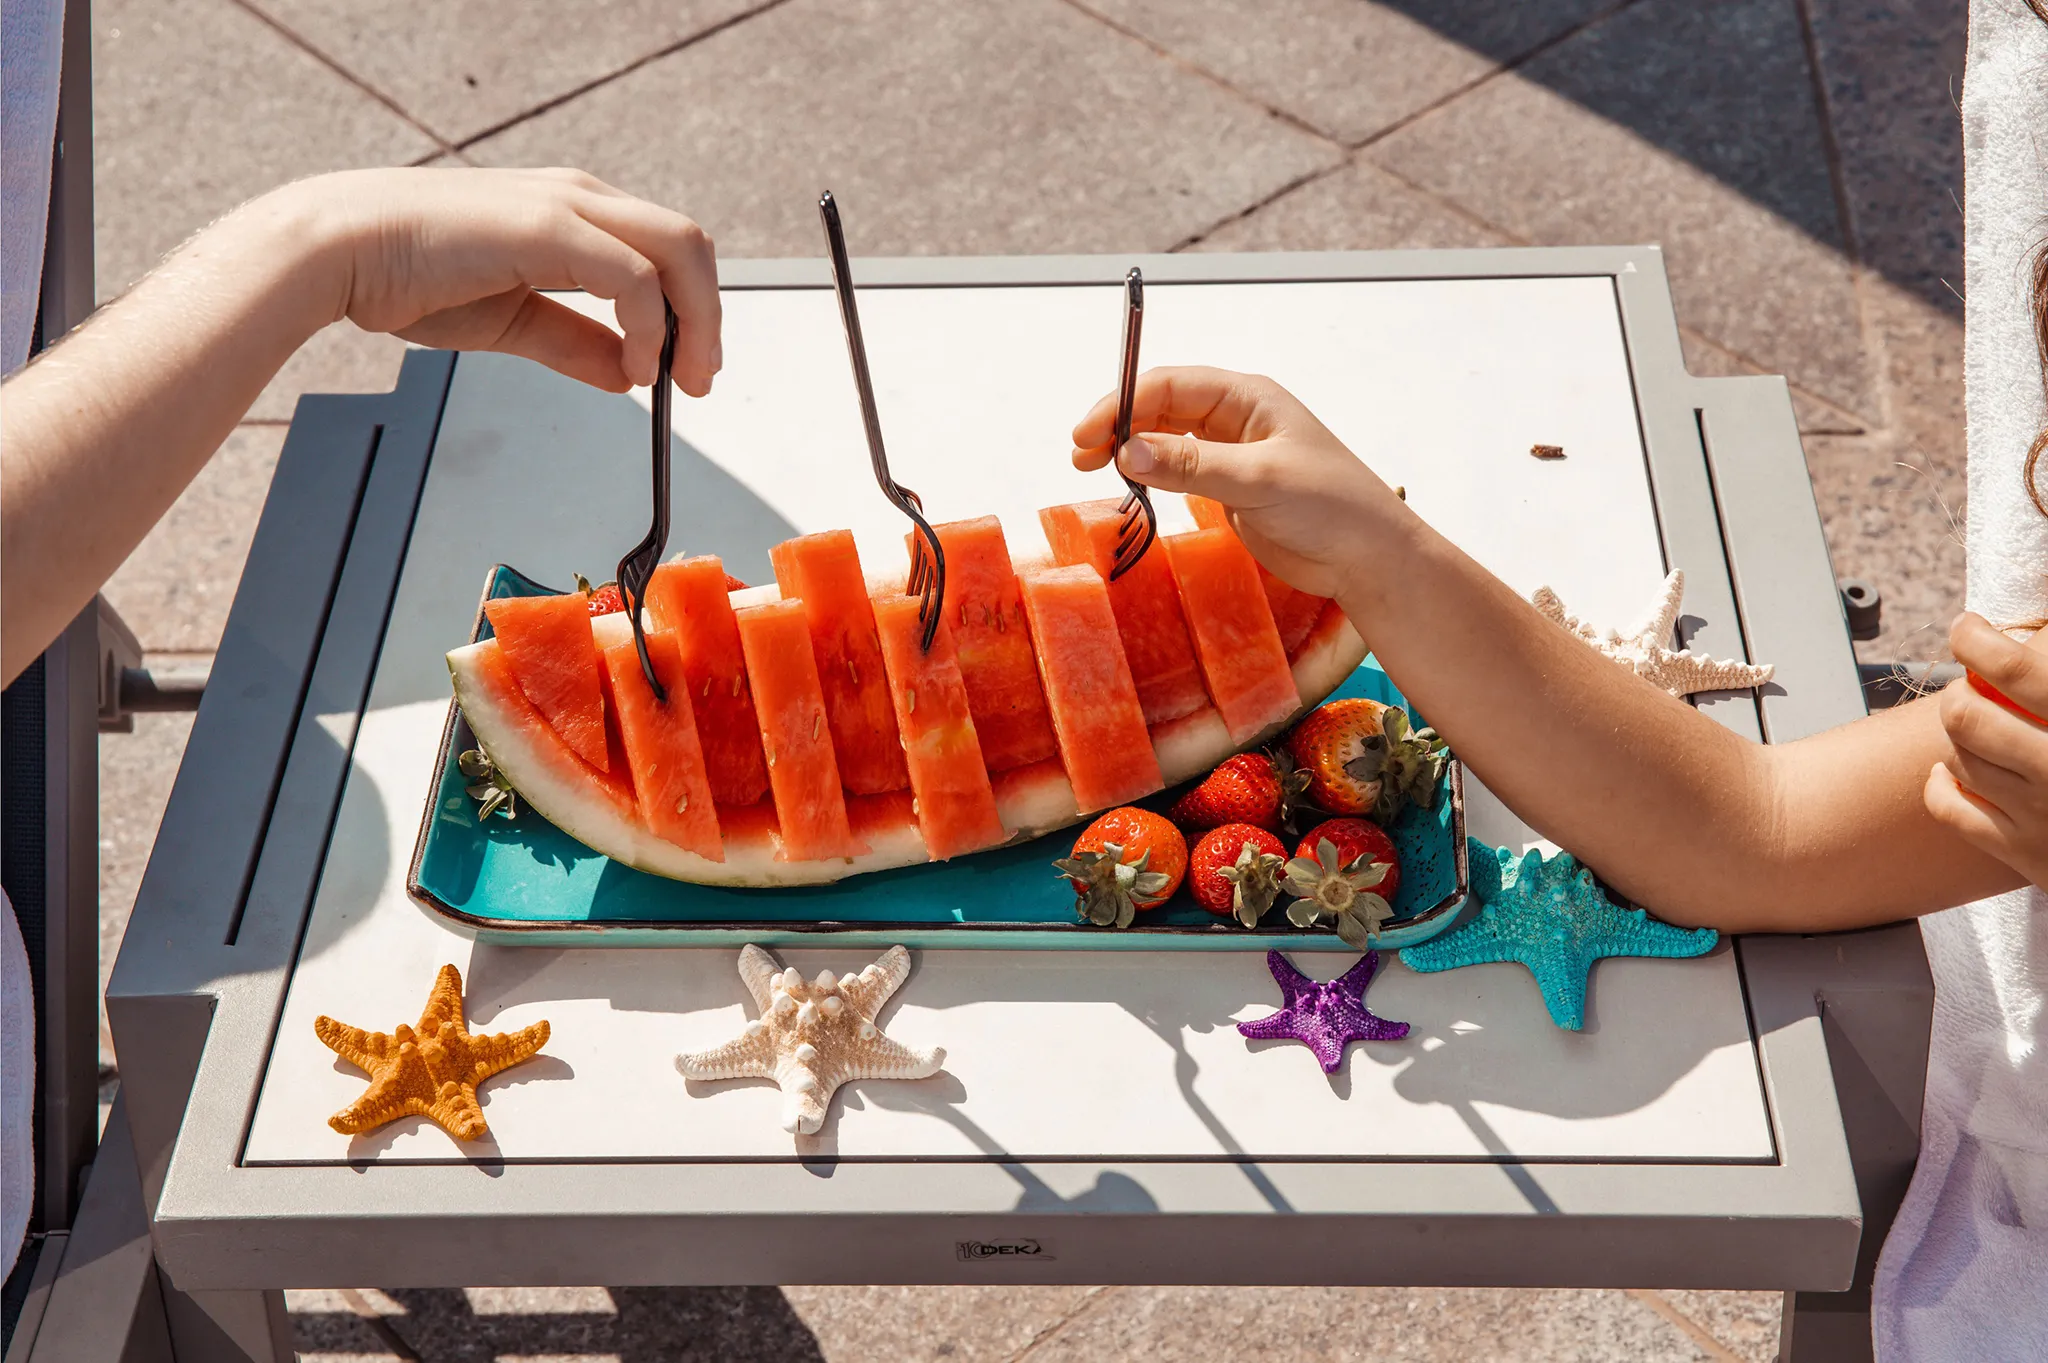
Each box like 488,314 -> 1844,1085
818,190 -> 946,651
1107,267 -> 1156,581
616,299 -> 679,700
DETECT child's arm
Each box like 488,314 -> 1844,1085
1073,367 -> 2035,930
1,167 -> 722,684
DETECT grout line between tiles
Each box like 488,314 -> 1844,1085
1169,159 -> 1352,252
226,0 -> 459,158
1624,1288 -> 1752,1363
1007,1284 -> 1121,1362
449,0 -> 795,152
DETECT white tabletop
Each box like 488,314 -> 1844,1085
243,276 -> 1772,1165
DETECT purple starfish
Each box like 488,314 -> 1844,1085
1237,950 -> 1409,1073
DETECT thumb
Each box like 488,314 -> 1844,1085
1118,431 -> 1273,506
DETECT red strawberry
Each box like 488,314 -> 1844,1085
1189,823 -> 1288,926
1053,808 -> 1188,929
1968,668 -> 2045,724
1286,698 -> 1447,823
1295,817 -> 1400,904
574,574 -> 625,616
724,572 -> 750,593
1168,751 -> 1309,833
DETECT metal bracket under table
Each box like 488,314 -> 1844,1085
105,248 -> 1925,1363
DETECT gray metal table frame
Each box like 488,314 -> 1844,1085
104,248 -> 1931,1363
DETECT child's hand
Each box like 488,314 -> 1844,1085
267,167 -> 721,396
1069,367 -> 1408,598
1925,613 -> 2048,888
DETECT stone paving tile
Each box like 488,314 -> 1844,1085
1657,1289 -> 1783,1363
93,0 -> 437,299
250,0 -> 768,147
102,425 -> 285,654
247,324 -> 412,423
782,1284 -> 1107,1361
466,0 -> 1341,258
1017,1285 -> 1734,1361
1367,0 -> 1876,426
1191,158 -> 1509,254
1073,0 -> 1604,146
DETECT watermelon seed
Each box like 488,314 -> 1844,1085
812,713 -> 824,740
848,659 -> 860,686
995,609 -> 1006,633
702,678 -> 712,700
731,675 -> 742,696
676,791 -> 690,813
906,687 -> 917,714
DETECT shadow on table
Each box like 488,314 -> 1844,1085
292,1284 -> 828,1363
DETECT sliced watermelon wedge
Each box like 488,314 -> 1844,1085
770,530 -> 909,796
1161,528 -> 1302,745
872,594 -> 1008,860
734,598 -> 870,862
1184,494 -> 1329,657
483,593 -> 612,771
924,516 -> 1060,773
644,555 -> 770,807
1040,499 -> 1207,725
600,631 -> 724,861
1016,564 -> 1164,812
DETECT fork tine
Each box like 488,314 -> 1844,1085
820,189 -> 947,651
617,300 -> 680,700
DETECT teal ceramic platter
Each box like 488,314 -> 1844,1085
408,565 -> 1469,949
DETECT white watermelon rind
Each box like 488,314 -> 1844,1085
445,593 -> 1366,889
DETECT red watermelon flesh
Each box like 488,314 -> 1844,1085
1016,565 -> 1163,812
872,594 -> 1007,860
1040,500 -> 1207,725
769,530 -> 910,795
1184,494 -> 1328,657
644,556 -> 769,806
1161,529 -> 1302,745
600,631 -> 724,861
734,598 -> 869,861
468,637 -> 635,816
922,517 -> 1059,773
483,593 -> 612,772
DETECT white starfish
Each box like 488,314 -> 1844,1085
1530,570 -> 1775,697
676,945 -> 944,1135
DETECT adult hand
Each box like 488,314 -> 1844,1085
274,166 -> 721,396
1926,614 -> 2048,888
1069,367 -> 1408,597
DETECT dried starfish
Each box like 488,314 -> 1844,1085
1531,569 -> 1773,696
314,963 -> 549,1142
677,945 -> 945,1136
1238,950 -> 1409,1072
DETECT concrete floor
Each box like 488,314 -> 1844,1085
88,0 -> 1975,1358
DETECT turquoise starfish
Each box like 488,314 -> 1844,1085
1400,839 -> 1717,1030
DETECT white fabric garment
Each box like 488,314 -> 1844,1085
1871,1 -> 2048,1356
0,0 -> 64,375
2,892 -> 32,1278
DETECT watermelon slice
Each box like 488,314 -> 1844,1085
1016,564 -> 1164,812
924,516 -> 1059,772
483,593 -> 612,771
599,632 -> 724,861
1161,529 -> 1302,745
734,598 -> 870,861
1184,494 -> 1329,657
871,594 -> 1008,860
770,530 -> 909,796
1040,499 -> 1207,725
644,555 -> 770,807
446,512 -> 1369,887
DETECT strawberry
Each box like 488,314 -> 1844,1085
1053,808 -> 1188,929
1168,750 -> 1310,833
1189,823 -> 1288,926
724,572 -> 750,593
1968,668 -> 2045,724
1295,817 -> 1400,904
574,574 -> 626,617
1282,818 -> 1398,948
1285,698 -> 1447,823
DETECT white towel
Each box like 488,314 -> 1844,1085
1871,2 -> 2048,1357
0,0 -> 64,376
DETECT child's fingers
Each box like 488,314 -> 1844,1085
1924,762 -> 2019,861
490,290 -> 635,393
1070,367 -> 1276,452
1115,431 -> 1281,508
1940,677 -> 2048,782
571,190 -> 722,397
1951,611 -> 2048,719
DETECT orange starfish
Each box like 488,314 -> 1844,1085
313,964 -> 549,1142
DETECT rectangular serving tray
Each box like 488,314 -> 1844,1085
409,564 -> 1468,948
